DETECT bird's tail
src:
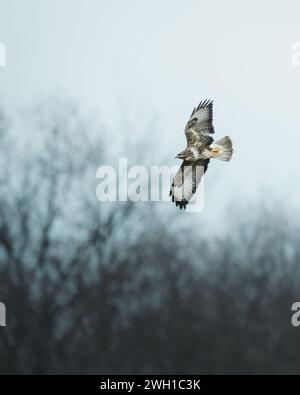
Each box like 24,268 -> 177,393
210,136 -> 233,161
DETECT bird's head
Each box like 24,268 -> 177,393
175,148 -> 191,160
176,149 -> 189,160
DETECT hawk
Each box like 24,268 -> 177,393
170,100 -> 233,209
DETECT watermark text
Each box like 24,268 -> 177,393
0,41 -> 6,67
0,302 -> 6,327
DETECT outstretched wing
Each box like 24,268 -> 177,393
185,100 -> 214,146
169,159 -> 210,209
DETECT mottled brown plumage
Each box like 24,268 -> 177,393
170,100 -> 233,209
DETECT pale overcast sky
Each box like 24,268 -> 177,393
1,0 -> 300,218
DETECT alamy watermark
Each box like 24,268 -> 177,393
291,302 -> 300,327
291,42 -> 300,67
0,41 -> 6,67
96,158 -> 205,212
0,302 -> 6,327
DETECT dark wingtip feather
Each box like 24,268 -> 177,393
172,198 -> 189,210
195,99 -> 213,112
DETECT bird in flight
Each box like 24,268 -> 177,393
170,100 -> 233,209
